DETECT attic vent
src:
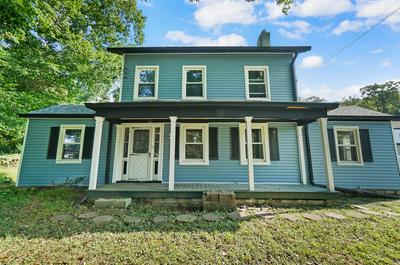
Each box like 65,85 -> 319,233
257,30 -> 270,47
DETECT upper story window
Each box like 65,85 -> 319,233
134,66 -> 159,100
244,66 -> 270,101
182,66 -> 206,100
56,125 -> 85,163
334,127 -> 363,165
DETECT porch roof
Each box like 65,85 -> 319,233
85,101 -> 338,122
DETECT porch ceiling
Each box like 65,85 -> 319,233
85,101 -> 338,122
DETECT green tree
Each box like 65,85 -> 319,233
342,81 -> 400,115
0,0 -> 145,154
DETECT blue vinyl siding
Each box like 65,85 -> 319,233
121,54 -> 294,102
97,121 -> 116,186
309,121 -> 400,189
18,119 -> 95,186
162,122 -> 301,184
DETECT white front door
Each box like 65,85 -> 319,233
128,129 -> 151,181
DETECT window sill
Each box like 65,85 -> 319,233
181,97 -> 207,101
55,159 -> 83,164
179,160 -> 209,166
246,98 -> 271,101
336,161 -> 364,166
240,160 -> 271,166
133,97 -> 158,101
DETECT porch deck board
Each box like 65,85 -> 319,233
87,183 -> 340,200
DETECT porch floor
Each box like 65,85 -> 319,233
87,183 -> 340,200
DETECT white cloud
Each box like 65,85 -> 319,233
300,84 -> 362,101
193,0 -> 257,30
274,20 -> 311,39
332,19 -> 365,35
165,31 -> 247,46
300,55 -> 325,68
292,0 -> 354,17
371,48 -> 383,54
355,0 -> 400,29
380,59 -> 392,67
264,1 -> 284,20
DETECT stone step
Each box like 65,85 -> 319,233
94,198 -> 132,209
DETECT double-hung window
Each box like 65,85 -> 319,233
134,66 -> 159,100
179,124 -> 209,165
56,125 -> 85,163
334,127 -> 363,165
182,66 -> 206,99
239,123 -> 270,165
244,66 -> 270,100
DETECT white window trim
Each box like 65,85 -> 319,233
239,123 -> 270,165
182,65 -> 207,100
179,123 -> 209,165
56,125 -> 86,164
390,121 -> 400,173
244,66 -> 271,101
133,65 -> 159,100
333,126 -> 364,166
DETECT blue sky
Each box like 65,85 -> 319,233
137,0 -> 400,101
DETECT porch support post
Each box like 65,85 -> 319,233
112,124 -> 123,183
318,118 -> 335,191
168,116 -> 177,191
89,116 -> 104,190
296,125 -> 307,184
245,116 -> 255,191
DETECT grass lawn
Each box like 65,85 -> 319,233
0,185 -> 399,264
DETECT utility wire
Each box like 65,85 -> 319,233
329,4 -> 400,61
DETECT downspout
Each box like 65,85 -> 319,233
304,123 -> 315,185
291,51 -> 299,102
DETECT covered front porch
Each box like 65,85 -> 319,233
86,183 -> 340,200
85,101 -> 339,196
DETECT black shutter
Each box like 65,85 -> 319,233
209,127 -> 218,160
269,128 -> 280,161
360,129 -> 373,162
82,127 -> 95,159
47,127 -> 60,159
175,126 -> 180,160
230,127 -> 240,160
327,129 -> 337,162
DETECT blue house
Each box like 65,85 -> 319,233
17,31 -> 400,199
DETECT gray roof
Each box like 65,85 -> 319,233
21,104 -> 95,117
328,105 -> 391,117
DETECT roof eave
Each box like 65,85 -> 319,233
19,114 -> 95,118
328,115 -> 400,121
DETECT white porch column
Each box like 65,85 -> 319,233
318,118 -> 335,191
296,125 -> 307,185
168,116 -> 177,191
112,124 -> 123,183
89,116 -> 105,190
245,116 -> 255,191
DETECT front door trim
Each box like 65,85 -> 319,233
114,123 -> 164,182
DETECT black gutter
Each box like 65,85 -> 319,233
304,124 -> 315,185
290,52 -> 299,101
104,120 -> 114,184
107,46 -> 312,55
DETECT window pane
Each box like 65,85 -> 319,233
253,144 -> 264,159
249,84 -> 267,98
396,143 -> 400,156
123,161 -> 127,174
139,70 -> 155,83
186,70 -> 202,82
123,142 -> 128,157
185,144 -> 203,159
62,144 -> 80,159
186,129 -> 203,143
133,130 -> 149,153
337,131 -> 355,145
248,70 -> 265,83
138,84 -> 155,97
124,128 -> 129,141
186,84 -> 203,97
64,129 -> 81,144
339,146 -> 358,161
154,161 -> 158,175
252,129 -> 262,143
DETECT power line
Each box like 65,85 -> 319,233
329,4 -> 400,61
